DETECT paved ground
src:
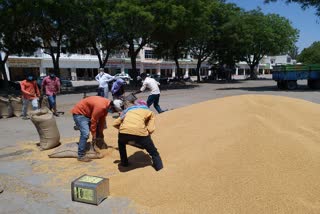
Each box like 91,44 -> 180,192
1,77 -> 320,213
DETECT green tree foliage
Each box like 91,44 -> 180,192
297,41 -> 320,63
31,0 -> 76,76
0,0 -> 39,85
186,0 -> 219,82
152,0 -> 197,79
111,0 -> 155,81
229,10 -> 298,79
69,0 -> 124,69
208,3 -> 243,73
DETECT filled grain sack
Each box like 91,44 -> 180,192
0,96 -> 13,118
30,108 -> 60,150
8,96 -> 22,117
48,142 -> 103,159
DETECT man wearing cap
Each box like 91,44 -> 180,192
71,96 -> 123,162
95,68 -> 115,99
113,99 -> 163,171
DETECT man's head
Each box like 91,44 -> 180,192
26,73 -> 34,81
135,99 -> 147,106
140,72 -> 147,80
98,68 -> 105,74
110,99 -> 124,113
49,71 -> 56,79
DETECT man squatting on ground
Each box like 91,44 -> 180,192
134,72 -> 165,113
41,71 -> 61,116
113,99 -> 163,171
71,96 -> 123,162
95,68 -> 115,99
20,74 -> 40,119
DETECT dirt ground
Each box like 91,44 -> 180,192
1,78 -> 320,213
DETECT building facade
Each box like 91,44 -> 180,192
5,47 -> 211,81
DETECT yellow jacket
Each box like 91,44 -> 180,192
113,107 -> 155,136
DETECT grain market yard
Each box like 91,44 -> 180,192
1,77 -> 320,213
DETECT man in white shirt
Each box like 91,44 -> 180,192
134,73 -> 165,113
95,68 -> 114,99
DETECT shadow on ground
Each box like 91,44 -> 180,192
216,85 -> 316,92
115,151 -> 152,172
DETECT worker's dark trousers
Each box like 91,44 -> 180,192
118,133 -> 163,171
147,94 -> 163,113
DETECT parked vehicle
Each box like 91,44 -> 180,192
272,64 -> 320,90
114,73 -> 132,81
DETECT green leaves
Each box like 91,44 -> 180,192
297,41 -> 320,63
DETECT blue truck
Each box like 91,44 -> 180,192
272,64 -> 320,90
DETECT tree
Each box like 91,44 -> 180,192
189,1 -> 241,82
31,0 -> 76,76
111,0 -> 155,82
0,0 -> 39,87
230,10 -> 298,79
69,0 -> 124,69
152,0 -> 198,79
297,41 -> 320,63
288,45 -> 299,59
186,0 -> 217,82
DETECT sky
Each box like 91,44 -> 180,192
226,0 -> 320,52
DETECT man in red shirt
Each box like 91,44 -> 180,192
41,71 -> 61,116
20,74 -> 40,120
71,96 -> 123,162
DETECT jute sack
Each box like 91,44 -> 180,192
9,96 -> 22,117
0,96 -> 13,118
48,142 -> 103,159
30,108 -> 60,150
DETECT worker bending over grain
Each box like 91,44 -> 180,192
113,99 -> 163,171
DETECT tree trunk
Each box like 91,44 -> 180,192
0,54 -> 8,89
249,64 -> 257,80
196,58 -> 202,82
128,42 -> 139,85
101,51 -> 110,69
50,54 -> 60,77
173,57 -> 182,79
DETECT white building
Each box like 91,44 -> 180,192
234,54 -> 296,76
5,47 -> 211,81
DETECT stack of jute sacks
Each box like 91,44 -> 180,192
0,95 -> 37,118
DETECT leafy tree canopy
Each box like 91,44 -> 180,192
297,41 -> 320,63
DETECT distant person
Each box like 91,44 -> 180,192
134,73 -> 166,114
71,96 -> 123,162
41,71 -> 61,116
95,68 -> 114,99
113,99 -> 163,171
111,78 -> 126,100
20,74 -> 40,120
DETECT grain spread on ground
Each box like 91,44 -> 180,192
17,95 -> 320,213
